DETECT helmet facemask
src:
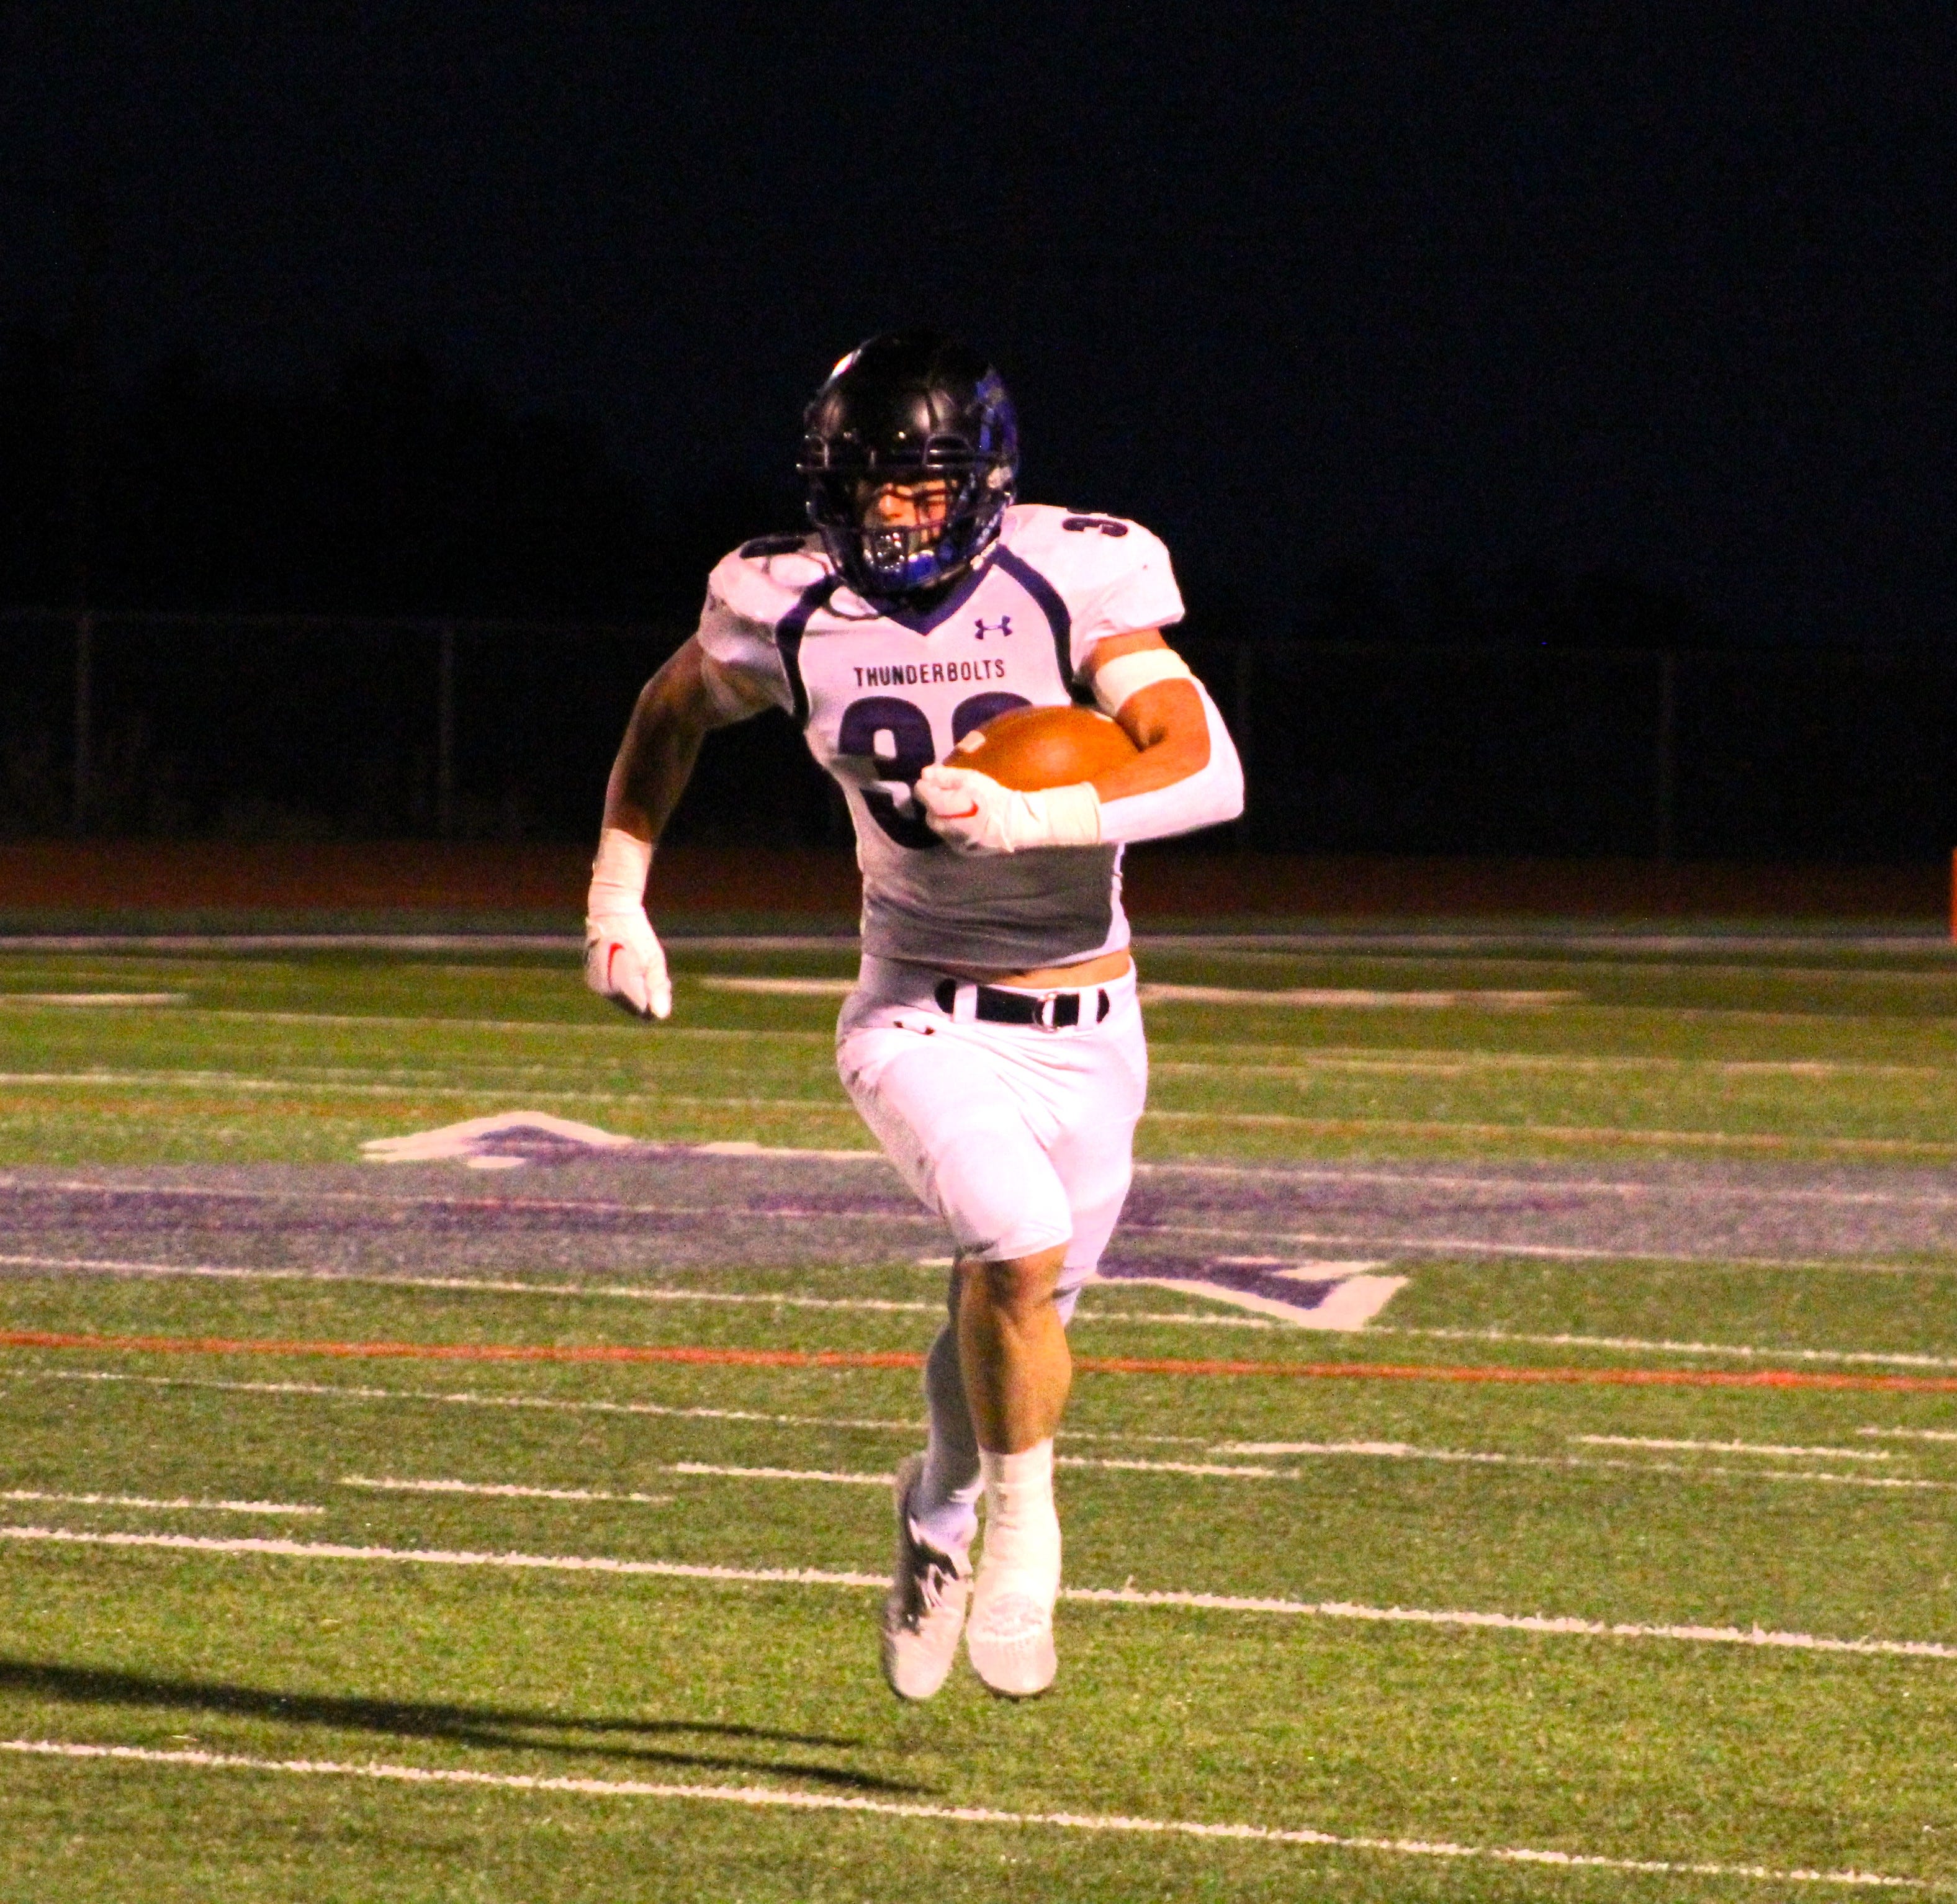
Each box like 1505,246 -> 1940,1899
807,457 -> 1012,600
799,335 -> 1019,602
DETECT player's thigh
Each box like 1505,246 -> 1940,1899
1049,989 -> 1149,1303
838,1023 -> 1071,1262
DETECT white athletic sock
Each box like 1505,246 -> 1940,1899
910,1325 -> 981,1554
978,1440 -> 1060,1591
915,1442 -> 982,1555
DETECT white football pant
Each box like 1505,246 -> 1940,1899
836,957 -> 1147,1305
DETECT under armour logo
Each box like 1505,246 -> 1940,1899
973,616 -> 1012,640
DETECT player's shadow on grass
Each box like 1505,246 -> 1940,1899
0,1659 -> 925,1794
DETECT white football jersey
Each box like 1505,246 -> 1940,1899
693,503 -> 1185,970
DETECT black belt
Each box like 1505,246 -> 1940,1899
934,978 -> 1111,1029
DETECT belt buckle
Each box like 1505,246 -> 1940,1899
1032,990 -> 1061,1031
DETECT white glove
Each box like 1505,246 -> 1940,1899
915,764 -> 1102,855
584,828 -> 672,1021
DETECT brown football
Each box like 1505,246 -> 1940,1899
945,703 -> 1139,791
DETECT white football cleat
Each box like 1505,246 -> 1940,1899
880,1455 -> 972,1702
965,1574 -> 1058,1698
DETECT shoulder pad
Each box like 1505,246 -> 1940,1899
707,534 -> 831,625
999,503 -> 1172,585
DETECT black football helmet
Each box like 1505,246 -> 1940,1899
799,331 -> 1019,600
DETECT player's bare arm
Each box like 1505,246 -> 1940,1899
585,639 -> 768,1020
601,639 -> 762,842
1084,629 -> 1212,798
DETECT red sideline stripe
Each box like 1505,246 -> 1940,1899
5,1329 -> 1957,1393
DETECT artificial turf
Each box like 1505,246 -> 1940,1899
1,933 -> 1955,1899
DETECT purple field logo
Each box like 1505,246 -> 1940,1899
1093,1256 -> 1406,1331
362,1111 -> 636,1172
361,1115 -> 1407,1330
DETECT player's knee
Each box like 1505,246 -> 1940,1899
961,1244 -> 1068,1322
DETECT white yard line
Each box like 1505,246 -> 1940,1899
14,1223 -> 1945,1295
0,1253 -> 1231,1328
1536,959 -> 1957,986
1136,984 -> 1581,1008
0,1253 -> 674,1282
1135,1108 -> 1957,1155
0,1740 -> 1932,1892
1138,1230 -> 1937,1274
1701,1471 -> 1956,1491
665,1463 -> 890,1486
1155,1051 -> 1957,1080
11,1255 -> 1953,1378
345,1465 -> 889,1492
8,1065 -> 1955,1153
0,1072 -> 295,1090
1577,1435 -> 1891,1461
0,1525 -> 883,1584
1131,929 -> 1952,957
31,1443 -> 1949,1517
0,935 -> 595,953
4,1525 -> 1955,1664
1218,1440 -> 1560,1466
0,1073 -> 857,1113
5,1251 -> 1949,1371
0,1250 -> 1361,1333
0,1738 -> 1928,1890
193,1008 -> 830,1041
26,1368 -> 1199,1446
0,1255 -> 947,1315
0,1489 -> 320,1515
1193,1442 -> 1955,1493
341,1478 -> 672,1506
0,933 -> 857,954
0,993 -> 189,1007
1064,1457 -> 1292,1479
1119,1591 -> 1957,1658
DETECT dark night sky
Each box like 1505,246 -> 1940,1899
2,2 -> 1952,644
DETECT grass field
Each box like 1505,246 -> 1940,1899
3,928 -> 1956,1900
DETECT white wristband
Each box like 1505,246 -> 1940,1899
1035,781 -> 1102,847
1091,647 -> 1194,716
588,827 -> 652,909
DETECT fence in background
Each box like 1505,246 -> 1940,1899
4,608 -> 1953,861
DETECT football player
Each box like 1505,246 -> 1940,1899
586,332 -> 1244,1699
